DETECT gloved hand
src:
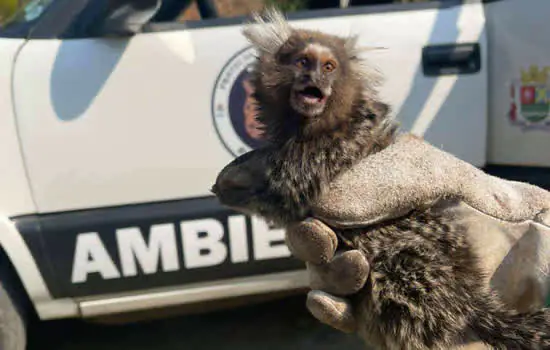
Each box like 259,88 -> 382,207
284,217 -> 367,334
287,134 -> 550,343
213,133 -> 550,346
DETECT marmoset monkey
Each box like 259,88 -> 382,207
212,8 -> 550,350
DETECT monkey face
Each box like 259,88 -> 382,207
243,12 -> 379,141
288,43 -> 340,118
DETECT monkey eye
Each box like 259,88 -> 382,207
323,61 -> 336,73
295,57 -> 309,68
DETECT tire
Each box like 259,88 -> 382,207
0,262 -> 28,350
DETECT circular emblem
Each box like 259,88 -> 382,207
212,46 -> 266,157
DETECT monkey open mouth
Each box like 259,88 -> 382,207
296,86 -> 327,105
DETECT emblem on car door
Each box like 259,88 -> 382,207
508,65 -> 550,131
211,46 -> 266,157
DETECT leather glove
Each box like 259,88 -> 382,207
213,133 -> 550,346
284,217 -> 368,334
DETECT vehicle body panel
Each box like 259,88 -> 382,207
0,39 -> 77,321
2,0 -> 495,320
0,39 -> 35,217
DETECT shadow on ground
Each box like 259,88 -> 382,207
27,295 -> 366,350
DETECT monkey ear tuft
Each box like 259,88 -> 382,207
344,33 -> 388,60
344,35 -> 360,58
242,6 -> 293,56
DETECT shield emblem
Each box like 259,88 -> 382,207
509,66 -> 550,131
516,81 -> 550,123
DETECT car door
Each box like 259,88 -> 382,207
11,0 -> 488,315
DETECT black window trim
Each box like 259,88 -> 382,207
0,0 -> 505,40
144,0 -> 498,34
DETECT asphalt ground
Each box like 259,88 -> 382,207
26,294 -> 366,350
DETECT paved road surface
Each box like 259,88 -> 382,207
27,294 -> 365,350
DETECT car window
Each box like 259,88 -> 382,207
0,0 -> 55,34
151,0 -> 437,24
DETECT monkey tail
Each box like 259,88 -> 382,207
470,300 -> 550,350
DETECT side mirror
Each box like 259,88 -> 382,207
100,0 -> 161,36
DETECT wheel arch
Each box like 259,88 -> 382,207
0,217 -> 78,320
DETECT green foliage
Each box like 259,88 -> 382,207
0,0 -> 18,22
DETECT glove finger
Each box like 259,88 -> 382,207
306,290 -> 357,333
285,218 -> 338,264
307,250 -> 369,296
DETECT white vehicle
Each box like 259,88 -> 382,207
0,0 -> 548,347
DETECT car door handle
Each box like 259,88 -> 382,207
422,43 -> 481,76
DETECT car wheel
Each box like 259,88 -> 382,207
0,265 -> 27,350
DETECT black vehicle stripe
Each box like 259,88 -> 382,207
13,196 -> 303,299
